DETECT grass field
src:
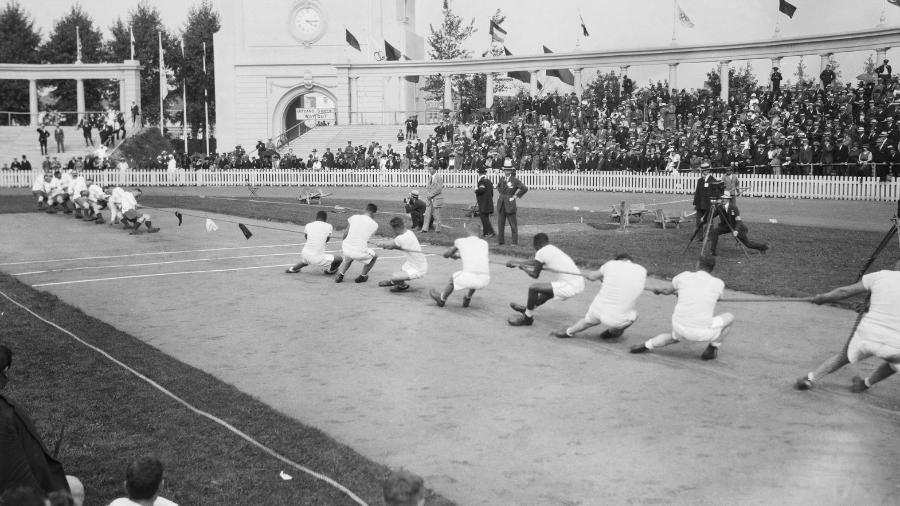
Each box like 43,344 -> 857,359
120,194 -> 896,305
0,272 -> 455,506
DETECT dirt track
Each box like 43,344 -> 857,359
2,203 -> 899,506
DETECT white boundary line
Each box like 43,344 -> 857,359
0,243 -> 311,266
30,254 -> 434,287
0,289 -> 370,506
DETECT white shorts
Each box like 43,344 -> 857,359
672,316 -> 725,343
401,262 -> 426,280
551,280 -> 584,301
302,251 -> 334,268
848,328 -> 900,371
343,248 -> 376,265
585,306 -> 637,329
452,271 -> 490,291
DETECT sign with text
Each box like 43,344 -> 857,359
295,108 -> 335,120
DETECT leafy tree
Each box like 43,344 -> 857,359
705,63 -> 761,100
423,0 -> 476,103
826,57 -> 842,85
583,71 -> 622,108
0,1 -> 41,124
39,4 -> 109,114
461,9 -> 509,110
107,1 -> 172,128
863,54 -> 876,75
793,56 -> 814,88
173,0 -> 220,138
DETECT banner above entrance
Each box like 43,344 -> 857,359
296,108 -> 335,120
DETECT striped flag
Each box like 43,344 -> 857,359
489,20 -> 506,43
676,3 -> 694,28
129,25 -> 135,60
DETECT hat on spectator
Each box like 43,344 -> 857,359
721,190 -> 732,198
502,158 -> 513,169
409,190 -> 419,197
700,162 -> 711,170
477,166 -> 487,174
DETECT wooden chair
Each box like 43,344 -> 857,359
628,204 -> 648,223
245,178 -> 260,198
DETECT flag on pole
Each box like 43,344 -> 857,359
384,40 -> 402,61
676,3 -> 695,28
345,29 -> 361,51
889,0 -> 900,8
159,32 -> 167,131
503,47 -> 531,83
129,25 -> 135,60
542,46 -> 575,86
76,26 -> 83,62
489,20 -> 507,43
580,15 -> 590,37
779,0 -> 797,18
180,36 -> 185,59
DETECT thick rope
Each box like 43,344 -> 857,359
0,289 -> 371,506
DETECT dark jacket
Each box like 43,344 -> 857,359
496,174 -> 528,214
0,394 -> 70,496
475,175 -> 494,214
693,174 -> 717,210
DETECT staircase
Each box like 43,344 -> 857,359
0,125 -> 141,169
279,125 -> 415,158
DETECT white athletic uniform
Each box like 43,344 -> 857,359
670,270 -> 726,342
848,270 -> 900,369
108,496 -> 178,506
31,175 -> 46,193
585,260 -> 647,329
301,220 -> 334,267
87,184 -> 107,203
47,178 -> 64,200
535,244 -> 584,301
451,236 -> 490,291
109,187 -> 126,221
394,229 -> 427,280
342,214 -> 379,264
121,191 -> 138,213
68,176 -> 87,197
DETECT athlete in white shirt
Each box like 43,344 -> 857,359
84,180 -> 109,223
508,233 -> 585,327
630,255 -> 733,361
107,456 -> 179,506
31,173 -> 51,210
285,211 -> 342,275
430,223 -> 490,307
552,253 -> 647,340
108,187 -> 126,225
68,171 -> 88,218
796,260 -> 900,393
45,173 -> 65,213
335,204 -> 380,283
120,188 -> 159,235
377,216 -> 427,292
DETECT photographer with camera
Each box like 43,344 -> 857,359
404,190 -> 426,232
693,163 -> 720,229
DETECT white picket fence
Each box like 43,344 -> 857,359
3,170 -> 899,201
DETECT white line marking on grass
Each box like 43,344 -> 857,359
0,243 -> 315,266
29,254 -> 433,287
0,289 -> 371,506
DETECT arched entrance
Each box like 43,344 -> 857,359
273,86 -> 339,143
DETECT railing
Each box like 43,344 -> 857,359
3,169 -> 899,201
270,123 -> 314,153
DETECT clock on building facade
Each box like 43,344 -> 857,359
288,1 -> 327,45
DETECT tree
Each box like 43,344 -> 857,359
423,0 -> 476,103
583,71 -> 621,108
826,58 -> 842,85
174,0 -> 221,139
39,4 -> 109,114
704,63 -> 759,101
793,56 -> 814,88
462,9 -> 509,109
107,1 -> 172,128
863,54 -> 876,75
0,1 -> 41,124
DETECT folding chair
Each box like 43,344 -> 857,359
245,178 -> 260,198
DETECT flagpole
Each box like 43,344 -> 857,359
159,32 -> 164,133
182,38 -> 188,156
204,42 -> 210,157
672,1 -> 677,44
129,25 -> 135,60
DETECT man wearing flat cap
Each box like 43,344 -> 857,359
404,190 -> 426,232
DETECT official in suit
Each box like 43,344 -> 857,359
421,164 -> 444,233
496,158 -> 529,245
0,345 -> 78,499
692,163 -> 717,229
709,191 -> 768,256
474,167 -> 495,237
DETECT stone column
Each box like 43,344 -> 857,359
29,79 -> 38,126
119,79 -> 128,114
335,66 -> 351,126
349,77 -> 359,124
876,48 -> 889,67
770,57 -> 782,89
485,72 -> 494,108
619,65 -> 630,91
76,79 -> 86,123
529,70 -> 539,97
719,61 -> 731,104
443,74 -> 452,111
573,69 -> 583,100
668,63 -> 678,91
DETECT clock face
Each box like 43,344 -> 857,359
294,7 -> 320,35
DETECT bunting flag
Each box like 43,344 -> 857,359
541,46 -> 575,86
779,0 -> 797,18
676,3 -> 695,28
345,29 -> 361,51
580,15 -> 589,37
206,218 -> 218,232
175,211 -> 183,226
384,40 -> 402,61
238,223 -> 253,239
503,48 -> 531,83
129,25 -> 135,60
889,0 -> 900,8
489,20 -> 507,43
76,26 -> 82,62
202,42 -> 208,97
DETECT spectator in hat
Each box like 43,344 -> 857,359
875,59 -> 892,86
421,164 -> 444,233
474,166 -> 495,237
496,159 -> 528,245
404,190 -> 426,231
693,163 -> 717,229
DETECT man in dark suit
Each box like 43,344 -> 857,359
404,190 -> 426,231
0,345 -> 74,498
875,59 -> 892,87
496,159 -> 529,245
692,163 -> 717,229
709,191 -> 768,256
770,67 -> 783,96
474,167 -> 495,237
